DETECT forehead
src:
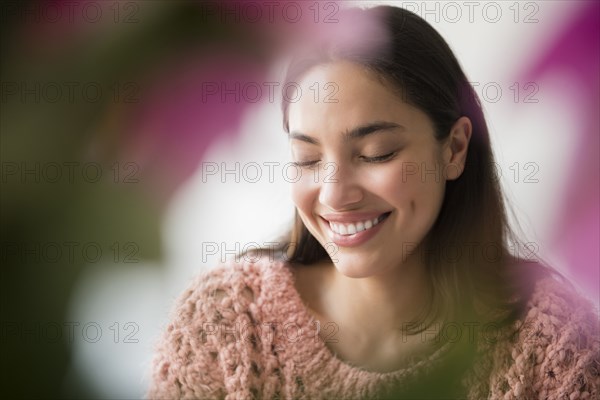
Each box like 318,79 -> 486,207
287,61 -> 430,137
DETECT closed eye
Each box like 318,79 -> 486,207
291,160 -> 320,168
361,152 -> 397,163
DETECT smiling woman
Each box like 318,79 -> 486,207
147,5 -> 599,400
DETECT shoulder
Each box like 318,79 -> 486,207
166,255 -> 294,331
147,256 -> 292,399
490,270 -> 600,398
521,271 -> 599,345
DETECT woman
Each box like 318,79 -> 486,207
148,6 -> 599,399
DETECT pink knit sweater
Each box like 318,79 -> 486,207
147,258 -> 599,399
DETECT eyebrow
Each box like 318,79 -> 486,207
288,121 -> 404,145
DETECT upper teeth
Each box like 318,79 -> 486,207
329,216 -> 384,236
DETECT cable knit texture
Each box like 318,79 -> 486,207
147,258 -> 600,399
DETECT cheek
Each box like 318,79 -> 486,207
365,162 -> 430,203
290,175 -> 317,215
364,167 -> 407,201
397,148 -> 446,191
397,161 -> 446,228
368,159 -> 445,215
290,177 -> 326,242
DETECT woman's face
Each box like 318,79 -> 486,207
287,61 -> 462,278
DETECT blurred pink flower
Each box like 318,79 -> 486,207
115,1 -> 386,202
520,2 -> 599,301
121,52 -> 267,199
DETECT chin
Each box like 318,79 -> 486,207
332,257 -> 379,279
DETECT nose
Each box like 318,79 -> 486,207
317,161 -> 364,210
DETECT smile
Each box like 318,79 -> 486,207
328,213 -> 390,236
321,212 -> 392,247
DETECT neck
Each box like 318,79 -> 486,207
323,251 -> 433,340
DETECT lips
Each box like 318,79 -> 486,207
320,211 -> 392,247
321,211 -> 390,223
326,212 -> 391,235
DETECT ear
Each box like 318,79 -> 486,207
443,116 -> 472,180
